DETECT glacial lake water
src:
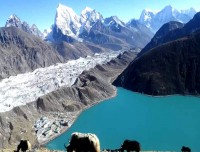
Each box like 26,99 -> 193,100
46,87 -> 200,151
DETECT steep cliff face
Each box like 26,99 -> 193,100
0,27 -> 63,79
113,32 -> 200,95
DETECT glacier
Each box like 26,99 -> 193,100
0,51 -> 120,112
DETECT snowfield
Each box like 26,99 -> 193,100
0,51 -> 120,112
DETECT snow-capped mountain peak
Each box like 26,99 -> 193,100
5,14 -> 44,38
104,16 -> 125,27
9,14 -> 20,21
138,5 -> 197,33
55,3 -> 81,36
5,14 -> 22,28
79,6 -> 103,34
160,5 -> 179,17
81,6 -> 94,15
139,9 -> 158,28
80,6 -> 103,24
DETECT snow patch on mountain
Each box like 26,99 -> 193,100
0,51 -> 120,112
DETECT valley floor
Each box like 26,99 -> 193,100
0,50 -> 136,149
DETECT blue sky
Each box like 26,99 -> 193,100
1,0 -> 200,31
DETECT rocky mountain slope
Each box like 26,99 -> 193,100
4,12 -> 107,62
0,27 -> 64,79
0,26 -> 111,79
0,51 -> 136,149
139,12 -> 200,56
138,5 -> 196,33
5,14 -> 44,38
138,21 -> 184,56
52,41 -> 104,60
113,30 -> 200,95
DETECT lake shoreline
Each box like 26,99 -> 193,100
45,87 -> 200,151
41,88 -> 117,148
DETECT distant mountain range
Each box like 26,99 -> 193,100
114,12 -> 200,95
0,4 -> 198,80
48,4 -> 153,50
4,4 -> 196,48
138,5 -> 196,33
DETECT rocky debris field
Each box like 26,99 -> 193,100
0,50 -> 136,149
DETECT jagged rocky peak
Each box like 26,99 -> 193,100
80,6 -> 103,24
43,28 -> 52,40
155,5 -> 178,23
31,24 -> 44,38
126,19 -> 138,32
139,9 -> 158,28
79,6 -> 103,33
55,3 -> 81,36
102,16 -> 125,33
5,14 -> 22,28
127,19 -> 139,27
5,14 -> 43,38
104,16 -> 125,27
161,5 -> 180,14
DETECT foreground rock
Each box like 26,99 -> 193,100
0,51 -> 136,149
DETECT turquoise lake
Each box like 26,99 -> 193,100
46,87 -> 200,151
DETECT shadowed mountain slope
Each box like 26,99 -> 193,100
114,30 -> 200,95
139,12 -> 200,56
